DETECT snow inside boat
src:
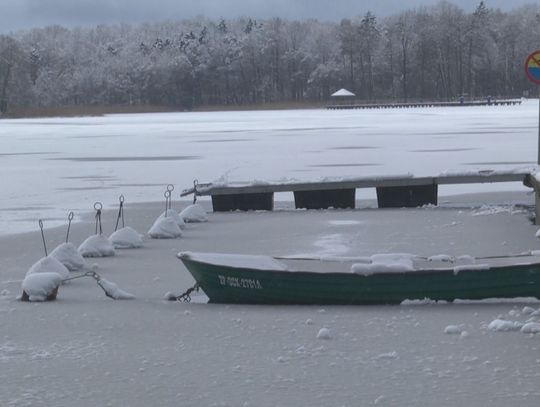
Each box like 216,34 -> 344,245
178,252 -> 540,305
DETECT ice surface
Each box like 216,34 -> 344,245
78,235 -> 116,257
21,272 -> 63,302
0,102 -> 538,235
2,201 -> 540,406
179,204 -> 208,223
50,242 -> 86,271
26,256 -> 70,280
109,226 -> 144,249
148,216 -> 182,239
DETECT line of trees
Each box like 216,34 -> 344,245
1,1 -> 540,114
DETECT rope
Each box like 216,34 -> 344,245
94,202 -> 103,235
38,219 -> 47,256
114,195 -> 125,231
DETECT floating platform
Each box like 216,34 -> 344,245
182,170 -> 535,215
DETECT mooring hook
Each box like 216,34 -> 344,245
38,219 -> 48,256
66,211 -> 74,243
94,202 -> 103,235
115,195 -> 125,231
167,184 -> 174,192
193,179 -> 199,204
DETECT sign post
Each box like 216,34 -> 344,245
524,50 -> 540,164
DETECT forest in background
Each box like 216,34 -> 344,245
1,1 -> 540,115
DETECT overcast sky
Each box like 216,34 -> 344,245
0,0 -> 536,33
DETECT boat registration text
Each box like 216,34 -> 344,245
218,275 -> 263,290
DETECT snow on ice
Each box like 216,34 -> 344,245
78,234 -> 116,257
21,272 -> 63,302
157,210 -> 186,229
26,256 -> 70,280
487,319 -> 523,332
148,216 -> 182,239
109,226 -> 144,249
97,277 -> 135,300
180,204 -> 208,223
50,242 -> 86,271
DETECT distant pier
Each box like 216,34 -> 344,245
326,99 -> 522,110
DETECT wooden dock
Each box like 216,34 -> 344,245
326,99 -> 522,110
182,170 -> 536,217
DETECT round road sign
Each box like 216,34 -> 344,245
525,51 -> 540,84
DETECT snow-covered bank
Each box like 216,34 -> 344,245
1,199 -> 540,406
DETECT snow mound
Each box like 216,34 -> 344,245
351,253 -> 416,275
158,210 -> 185,229
21,272 -> 63,302
487,319 -> 523,332
78,235 -> 115,257
316,327 -> 332,340
50,242 -> 86,271
148,216 -> 183,239
520,322 -> 540,334
97,278 -> 135,300
26,256 -> 70,280
109,226 -> 144,249
180,204 -> 208,223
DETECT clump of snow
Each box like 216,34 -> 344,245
351,253 -> 416,275
487,319 -> 523,332
180,204 -> 208,223
376,351 -> 398,360
522,306 -> 536,315
26,256 -> 70,280
316,327 -> 332,340
78,235 -> 115,257
521,322 -> 540,334
21,272 -> 63,302
97,277 -> 135,300
148,217 -> 182,239
109,226 -> 144,249
50,242 -> 86,271
163,292 -> 177,301
444,325 -> 462,335
1,289 -> 10,297
453,264 -> 489,275
158,210 -> 185,229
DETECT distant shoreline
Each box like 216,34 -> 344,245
1,101 -> 324,119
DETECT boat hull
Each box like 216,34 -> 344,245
179,256 -> 540,305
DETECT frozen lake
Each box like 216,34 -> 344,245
0,100 -> 537,234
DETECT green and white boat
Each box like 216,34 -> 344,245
178,251 -> 540,305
